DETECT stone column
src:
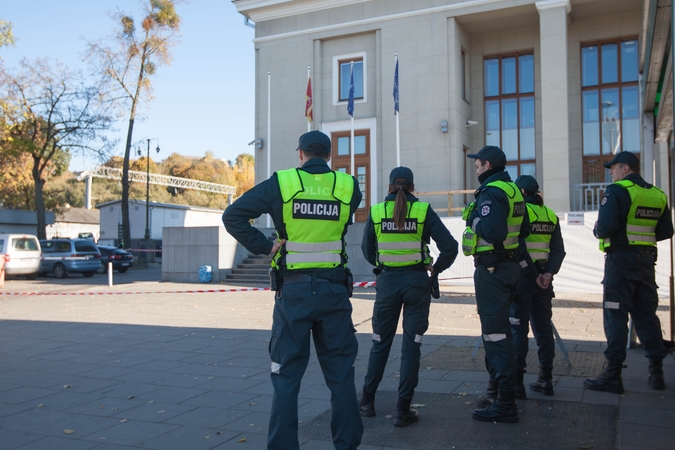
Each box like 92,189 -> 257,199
536,0 -> 571,211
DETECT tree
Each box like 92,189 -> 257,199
86,0 -> 181,248
0,58 -> 113,238
0,150 -> 34,208
0,19 -> 15,50
234,153 -> 255,193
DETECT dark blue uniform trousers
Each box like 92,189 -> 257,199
363,270 -> 431,400
510,275 -> 555,370
474,261 -> 520,393
602,252 -> 667,362
267,280 -> 362,450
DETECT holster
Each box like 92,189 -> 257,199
430,274 -> 440,299
269,268 -> 281,291
345,267 -> 354,297
474,251 -> 516,270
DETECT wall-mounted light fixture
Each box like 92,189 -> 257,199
440,121 -> 448,133
248,138 -> 264,149
466,120 -> 479,128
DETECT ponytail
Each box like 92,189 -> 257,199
533,193 -> 544,206
393,186 -> 408,230
389,177 -> 414,230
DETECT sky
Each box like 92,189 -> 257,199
1,0 -> 256,172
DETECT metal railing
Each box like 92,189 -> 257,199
572,183 -> 607,211
414,190 -> 474,216
80,166 -> 237,196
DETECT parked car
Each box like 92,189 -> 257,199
97,245 -> 134,274
0,234 -> 42,279
77,232 -> 96,243
39,238 -> 101,278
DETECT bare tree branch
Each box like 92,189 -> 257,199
0,58 -> 114,238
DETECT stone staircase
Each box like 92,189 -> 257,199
224,253 -> 271,285
224,236 -> 275,285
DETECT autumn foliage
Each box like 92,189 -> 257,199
5,152 -> 254,211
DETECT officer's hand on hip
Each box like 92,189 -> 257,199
270,239 -> 287,255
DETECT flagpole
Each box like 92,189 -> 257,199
349,61 -> 355,179
267,71 -> 271,228
394,53 -> 400,167
307,66 -> 311,132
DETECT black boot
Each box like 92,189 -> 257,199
583,359 -> 624,394
515,369 -> 527,399
358,387 -> 375,417
472,391 -> 518,423
476,378 -> 498,408
530,365 -> 554,396
648,358 -> 665,390
394,397 -> 419,427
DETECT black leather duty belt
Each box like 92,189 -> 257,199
282,274 -> 332,284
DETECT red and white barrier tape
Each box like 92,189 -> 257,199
0,287 -> 270,296
353,281 -> 376,287
0,277 -> 474,296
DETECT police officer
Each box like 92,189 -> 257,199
510,175 -> 565,399
222,130 -> 363,450
463,145 -> 530,423
584,151 -> 673,394
359,167 -> 459,427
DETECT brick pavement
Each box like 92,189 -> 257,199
0,271 -> 673,449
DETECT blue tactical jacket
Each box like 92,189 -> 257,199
519,195 -> 566,280
362,192 -> 459,273
594,173 -> 673,251
222,158 -> 362,257
465,170 -> 531,253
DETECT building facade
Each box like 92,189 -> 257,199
234,0 -> 656,217
0,209 -> 54,236
96,200 -> 225,247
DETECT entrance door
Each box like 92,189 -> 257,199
331,130 -> 370,222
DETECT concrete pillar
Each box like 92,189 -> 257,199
536,0 -> 571,211
642,113 -> 655,184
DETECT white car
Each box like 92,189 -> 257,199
0,234 -> 42,279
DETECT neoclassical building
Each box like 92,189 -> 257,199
233,0 -> 659,218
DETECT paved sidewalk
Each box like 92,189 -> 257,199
0,276 -> 673,449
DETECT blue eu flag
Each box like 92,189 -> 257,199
347,64 -> 354,117
393,59 -> 399,114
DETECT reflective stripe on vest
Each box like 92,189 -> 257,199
274,168 -> 354,270
473,180 -> 526,254
524,203 -> 558,262
370,200 -> 431,267
599,179 -> 666,251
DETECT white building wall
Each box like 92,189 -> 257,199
46,223 -> 100,240
241,0 -> 642,215
183,210 -> 225,228
98,203 -> 121,243
97,202 -> 224,242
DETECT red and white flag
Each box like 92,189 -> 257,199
305,76 -> 313,123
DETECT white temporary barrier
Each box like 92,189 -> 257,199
431,211 -> 672,296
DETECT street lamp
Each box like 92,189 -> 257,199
137,138 -> 160,240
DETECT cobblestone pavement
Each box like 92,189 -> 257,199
0,270 -> 673,449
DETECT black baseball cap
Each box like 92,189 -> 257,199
297,130 -> 331,154
389,166 -> 414,185
603,151 -> 639,168
515,175 -> 539,193
466,145 -> 507,166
